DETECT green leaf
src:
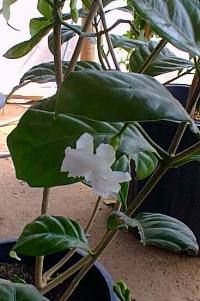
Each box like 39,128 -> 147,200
112,212 -> 199,255
2,0 -> 17,21
132,150 -> 158,180
21,61 -> 102,84
111,34 -> 145,50
29,17 -> 52,37
113,156 -> 131,210
0,279 -> 49,301
37,0 -> 53,20
129,40 -> 194,76
13,215 -> 90,256
8,61 -> 103,99
56,70 -> 197,132
3,24 -> 53,59
7,104 -> 158,187
129,0 -> 200,57
113,281 -> 132,301
48,26 -> 81,54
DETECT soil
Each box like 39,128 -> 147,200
1,103 -> 200,301
0,262 -> 104,301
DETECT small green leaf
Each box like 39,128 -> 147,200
129,40 -> 194,76
129,0 -> 200,56
0,279 -> 49,301
29,17 -> 52,37
70,0 -> 79,22
12,215 -> 90,256
117,212 -> 199,255
3,24 -> 53,59
111,34 -> 145,50
132,150 -> 158,180
37,0 -> 53,20
9,250 -> 21,261
2,0 -> 17,21
113,280 -> 132,301
56,70 -> 197,133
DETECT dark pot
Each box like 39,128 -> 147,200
128,84 -> 200,244
0,239 -> 118,301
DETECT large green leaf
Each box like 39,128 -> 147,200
108,212 -> 199,255
48,26 -> 81,54
1,0 -> 17,21
7,104 -> 158,187
19,61 -> 102,84
0,279 -> 49,301
129,0 -> 200,57
7,61 -> 103,98
110,34 -> 145,50
12,215 -> 90,256
37,0 -> 53,20
56,70 -> 197,132
129,40 -> 194,76
3,24 -> 53,59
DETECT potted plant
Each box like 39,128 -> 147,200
1,0 -> 200,300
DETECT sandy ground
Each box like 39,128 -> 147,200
1,103 -> 200,301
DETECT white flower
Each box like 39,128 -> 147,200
61,133 -> 131,198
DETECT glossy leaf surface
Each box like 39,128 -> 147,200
7,105 -> 158,187
56,70 -> 197,132
129,0 -> 200,56
129,41 -> 194,76
0,279 -> 49,301
108,212 -> 199,255
13,215 -> 90,256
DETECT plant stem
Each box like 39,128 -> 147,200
98,0 -> 121,71
63,0 -> 100,81
43,196 -> 102,281
35,187 -> 50,288
58,230 -> 117,301
35,11 -> 63,289
126,164 -> 169,216
58,162 -> 170,301
41,255 -> 90,294
163,68 -> 194,86
137,39 -> 167,74
85,196 -> 102,233
171,140 -> 200,166
94,17 -> 107,70
168,74 -> 200,155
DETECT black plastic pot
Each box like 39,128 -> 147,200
0,239 -> 118,301
129,84 -> 200,244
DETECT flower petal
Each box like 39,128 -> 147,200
88,169 -> 131,198
76,132 -> 93,153
96,144 -> 115,166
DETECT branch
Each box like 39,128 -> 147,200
98,0 -> 120,71
63,0 -> 100,81
137,39 -> 167,74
